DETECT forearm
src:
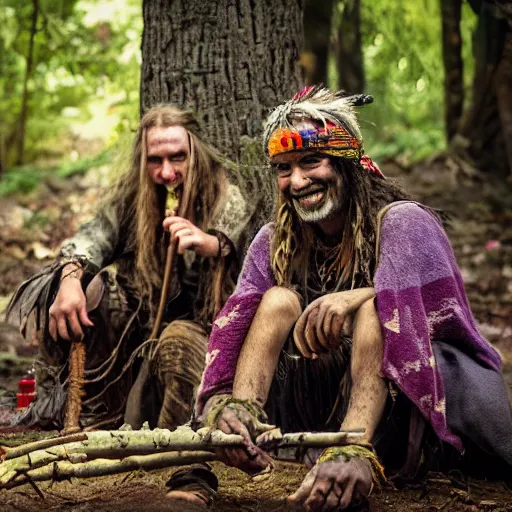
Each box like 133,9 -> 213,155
347,287 -> 376,313
340,297 -> 387,443
59,208 -> 120,271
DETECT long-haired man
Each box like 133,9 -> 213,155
7,104 -> 251,430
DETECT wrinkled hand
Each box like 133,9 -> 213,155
49,278 -> 94,341
163,216 -> 219,257
288,457 -> 373,511
293,288 -> 375,358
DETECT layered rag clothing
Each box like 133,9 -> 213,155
196,202 -> 512,467
7,182 -> 252,430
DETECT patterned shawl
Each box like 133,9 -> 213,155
195,202 -> 503,452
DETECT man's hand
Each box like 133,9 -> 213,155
163,216 -> 219,258
293,288 -> 375,358
49,271 -> 94,342
202,396 -> 273,474
288,457 -> 373,511
214,407 -> 273,473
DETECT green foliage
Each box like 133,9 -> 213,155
329,0 -> 478,163
0,0 -> 141,168
0,149 -> 111,197
0,0 -> 482,175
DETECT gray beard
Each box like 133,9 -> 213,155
292,194 -> 340,223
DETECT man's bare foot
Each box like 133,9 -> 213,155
166,489 -> 210,508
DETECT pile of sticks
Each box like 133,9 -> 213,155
0,424 -> 364,489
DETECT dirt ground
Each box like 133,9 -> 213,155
1,461 -> 512,512
1,157 -> 512,511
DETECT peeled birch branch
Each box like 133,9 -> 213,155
3,451 -> 217,490
0,424 -> 365,489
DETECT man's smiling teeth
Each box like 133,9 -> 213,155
298,191 -> 324,208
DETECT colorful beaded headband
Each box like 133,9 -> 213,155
264,86 -> 384,178
267,122 -> 363,160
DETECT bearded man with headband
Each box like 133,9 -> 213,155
178,87 -> 512,510
6,104 -> 253,431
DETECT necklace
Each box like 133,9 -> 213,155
312,242 -> 341,293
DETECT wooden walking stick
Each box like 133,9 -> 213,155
63,340 -> 86,434
63,183 -> 192,434
150,184 -> 193,340
63,272 -> 106,434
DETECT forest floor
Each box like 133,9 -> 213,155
0,155 -> 511,511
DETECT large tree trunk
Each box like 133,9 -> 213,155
140,0 -> 304,163
441,0 -> 464,142
302,0 -> 334,86
140,0 -> 304,251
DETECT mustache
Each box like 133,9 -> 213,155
289,182 -> 328,200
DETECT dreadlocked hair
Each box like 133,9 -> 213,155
271,158 -> 411,292
98,104 -> 227,319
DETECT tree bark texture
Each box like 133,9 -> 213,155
335,0 -> 365,94
141,0 -> 304,163
441,0 -> 464,142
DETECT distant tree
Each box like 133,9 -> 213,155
302,0 -> 334,86
16,0 -> 40,166
333,0 -> 365,93
447,0 -> 512,175
441,0 -> 464,142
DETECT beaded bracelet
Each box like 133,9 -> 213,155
60,263 -> 84,282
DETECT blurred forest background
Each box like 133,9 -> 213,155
1,0 -> 511,334
2,0 -> 509,192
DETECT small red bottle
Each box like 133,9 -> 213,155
16,376 -> 36,409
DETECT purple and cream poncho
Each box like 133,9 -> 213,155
196,202 -> 504,452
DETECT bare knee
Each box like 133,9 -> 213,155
258,286 -> 302,322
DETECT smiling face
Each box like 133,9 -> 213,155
146,125 -> 190,190
272,151 -> 343,225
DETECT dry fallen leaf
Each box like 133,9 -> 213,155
30,242 -> 55,260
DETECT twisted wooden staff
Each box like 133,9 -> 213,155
150,184 -> 193,340
63,184 -> 193,433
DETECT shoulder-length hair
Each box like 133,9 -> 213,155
271,158 -> 409,295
